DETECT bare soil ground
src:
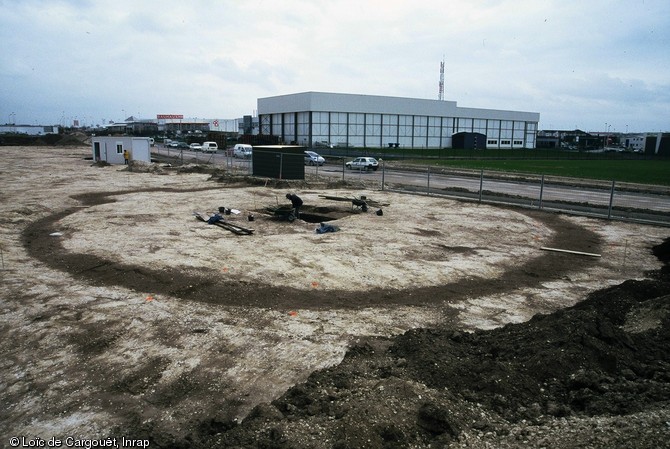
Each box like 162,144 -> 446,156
1,146 -> 669,448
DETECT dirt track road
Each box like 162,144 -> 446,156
1,146 -> 668,446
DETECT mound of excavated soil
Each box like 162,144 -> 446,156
190,240 -> 670,449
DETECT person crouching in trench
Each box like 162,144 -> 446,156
286,193 -> 303,219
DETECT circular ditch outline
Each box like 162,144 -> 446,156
21,188 -> 603,310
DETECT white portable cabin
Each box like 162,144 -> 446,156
91,136 -> 151,164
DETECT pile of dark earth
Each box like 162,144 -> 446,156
134,239 -> 670,449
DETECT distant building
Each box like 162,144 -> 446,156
104,117 -> 159,135
239,115 -> 259,135
0,124 -> 60,135
537,129 -> 602,149
618,132 -> 670,155
158,117 -> 210,135
104,116 -> 210,136
644,133 -> 670,156
614,133 -> 670,153
536,130 -> 669,155
257,91 -> 540,149
622,134 -> 645,152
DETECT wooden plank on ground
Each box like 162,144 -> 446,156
540,246 -> 601,257
193,212 -> 254,235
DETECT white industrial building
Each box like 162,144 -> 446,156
257,92 -> 540,149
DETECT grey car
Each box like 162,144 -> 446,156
345,157 -> 379,171
304,151 -> 325,166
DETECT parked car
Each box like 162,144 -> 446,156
189,143 -> 202,151
174,141 -> 189,149
201,141 -> 218,153
233,144 -> 253,158
304,151 -> 325,166
345,157 -> 379,171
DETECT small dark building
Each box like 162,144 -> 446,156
452,132 -> 487,150
252,145 -> 305,180
646,133 -> 670,156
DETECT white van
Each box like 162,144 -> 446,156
201,141 -> 218,153
233,144 -> 252,158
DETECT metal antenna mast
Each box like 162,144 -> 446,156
438,59 -> 445,101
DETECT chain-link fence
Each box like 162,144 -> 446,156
152,145 -> 253,173
332,160 -> 670,226
151,146 -> 670,226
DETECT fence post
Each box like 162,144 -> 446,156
539,174 -> 545,209
279,153 -> 283,180
381,159 -> 385,191
478,169 -> 484,203
342,158 -> 345,182
427,166 -> 431,196
607,180 -> 616,219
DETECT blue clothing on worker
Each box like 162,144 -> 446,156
207,213 -> 223,224
316,222 -> 339,234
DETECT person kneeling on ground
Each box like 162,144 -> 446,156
286,193 -> 303,219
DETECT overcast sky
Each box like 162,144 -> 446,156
1,0 -> 668,133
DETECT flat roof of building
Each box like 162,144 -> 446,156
258,91 -> 540,122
